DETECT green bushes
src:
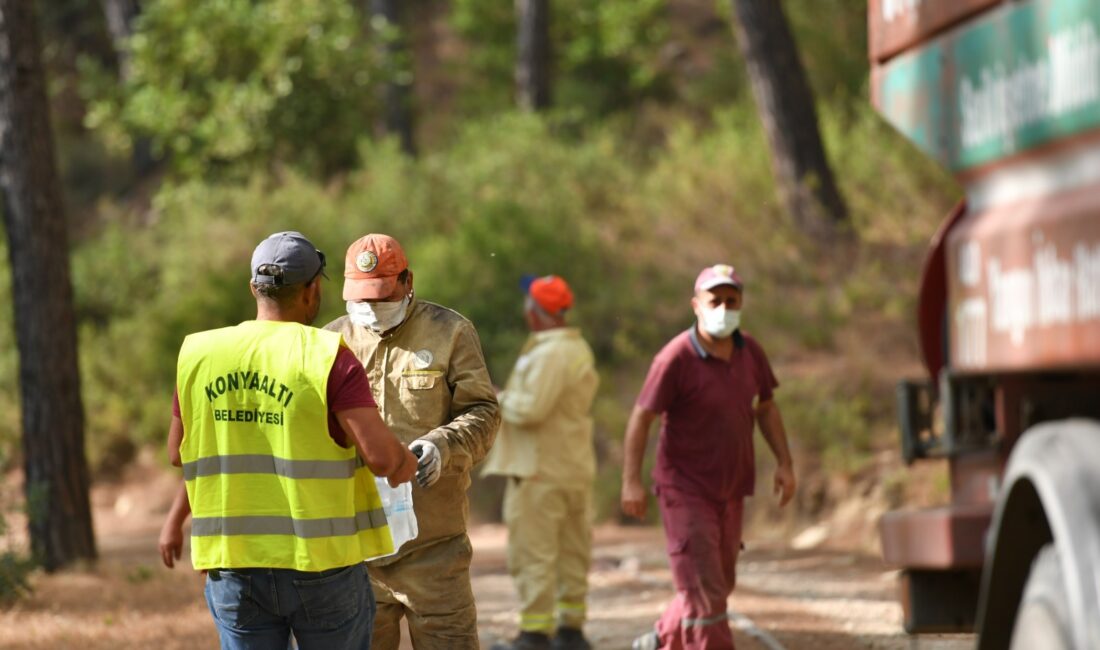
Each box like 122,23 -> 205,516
0,448 -> 33,605
84,0 -> 382,177
0,541 -> 33,606
64,114 -> 651,463
0,239 -> 18,471
0,555 -> 33,605
1,103 -> 957,517
451,0 -> 670,117
781,379 -> 876,474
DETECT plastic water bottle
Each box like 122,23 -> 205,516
371,477 -> 418,559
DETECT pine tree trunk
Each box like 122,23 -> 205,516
99,0 -> 141,80
369,0 -> 416,155
99,0 -> 154,175
515,0 -> 551,111
728,0 -> 847,239
0,0 -> 97,571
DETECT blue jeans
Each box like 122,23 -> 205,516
204,563 -> 375,650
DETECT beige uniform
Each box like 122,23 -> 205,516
482,327 -> 599,633
326,298 -> 500,650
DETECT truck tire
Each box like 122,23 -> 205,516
1009,545 -> 1072,650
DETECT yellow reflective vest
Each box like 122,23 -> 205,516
177,320 -> 393,571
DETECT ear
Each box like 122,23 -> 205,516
691,295 -> 708,320
303,278 -> 321,305
405,270 -> 414,294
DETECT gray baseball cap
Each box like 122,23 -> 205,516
250,231 -> 327,286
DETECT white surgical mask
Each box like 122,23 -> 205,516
699,305 -> 741,338
347,297 -> 409,332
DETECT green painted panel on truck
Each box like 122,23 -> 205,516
872,0 -> 1100,172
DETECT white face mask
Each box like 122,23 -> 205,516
347,296 -> 409,332
699,305 -> 741,338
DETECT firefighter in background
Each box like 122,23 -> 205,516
325,233 -> 500,650
483,275 -> 600,650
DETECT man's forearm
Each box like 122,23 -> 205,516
430,325 -> 502,472
622,407 -> 655,483
338,407 -> 411,477
425,399 -> 501,473
168,416 -> 184,467
167,481 -> 191,526
757,401 -> 793,467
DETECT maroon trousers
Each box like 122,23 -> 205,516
654,487 -> 744,650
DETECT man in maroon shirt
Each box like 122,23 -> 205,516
621,264 -> 796,650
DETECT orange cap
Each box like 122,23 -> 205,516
527,275 -> 573,314
343,234 -> 409,300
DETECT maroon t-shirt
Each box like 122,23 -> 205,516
172,344 -> 376,448
637,327 -> 778,500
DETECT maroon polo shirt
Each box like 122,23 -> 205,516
637,327 -> 778,501
173,344 -> 376,447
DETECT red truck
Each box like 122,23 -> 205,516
869,0 -> 1100,647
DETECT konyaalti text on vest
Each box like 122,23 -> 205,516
203,369 -> 297,408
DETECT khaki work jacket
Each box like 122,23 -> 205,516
326,298 -> 500,564
482,327 -> 598,486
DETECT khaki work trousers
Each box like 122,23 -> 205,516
504,477 -> 593,633
368,533 -> 479,650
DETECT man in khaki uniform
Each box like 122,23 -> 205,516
325,233 -> 500,650
483,275 -> 599,650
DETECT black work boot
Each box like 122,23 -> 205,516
551,626 -> 592,650
490,631 -> 552,650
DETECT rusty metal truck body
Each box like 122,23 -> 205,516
869,0 -> 1100,646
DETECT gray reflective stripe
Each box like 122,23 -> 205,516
680,612 -> 730,628
191,508 -> 388,538
729,611 -> 787,650
182,455 -> 358,480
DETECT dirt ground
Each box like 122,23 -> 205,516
0,462 -> 973,650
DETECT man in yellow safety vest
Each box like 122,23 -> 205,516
160,231 -> 417,649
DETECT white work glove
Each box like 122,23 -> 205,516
408,439 -> 442,488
